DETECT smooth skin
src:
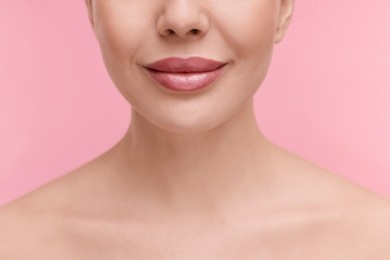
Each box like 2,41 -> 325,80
1,0 -> 389,259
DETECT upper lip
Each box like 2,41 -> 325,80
145,57 -> 227,73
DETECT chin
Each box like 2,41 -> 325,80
139,109 -> 229,135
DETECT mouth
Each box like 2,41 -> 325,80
144,57 -> 228,91
145,56 -> 227,73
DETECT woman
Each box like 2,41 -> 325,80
1,0 -> 389,258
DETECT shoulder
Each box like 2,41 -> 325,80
293,183 -> 390,258
0,206 -> 20,258
361,197 -> 390,258
0,202 -> 46,258
0,162 -> 99,258
0,152 -> 117,257
0,182 -> 81,259
273,145 -> 390,257
317,183 -> 390,258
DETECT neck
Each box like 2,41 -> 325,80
110,99 -> 278,219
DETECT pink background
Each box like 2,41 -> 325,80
0,1 -> 389,206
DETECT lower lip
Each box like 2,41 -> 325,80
144,65 -> 227,92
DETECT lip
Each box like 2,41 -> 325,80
143,57 -> 228,91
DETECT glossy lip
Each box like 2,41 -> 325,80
143,57 -> 228,91
145,57 -> 227,73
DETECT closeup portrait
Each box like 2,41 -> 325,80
0,0 -> 390,259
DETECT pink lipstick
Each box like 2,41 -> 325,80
144,57 -> 227,91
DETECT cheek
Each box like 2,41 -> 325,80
94,1 -> 149,63
237,3 -> 278,81
217,1 -> 277,94
215,0 -> 278,58
93,1 -> 154,102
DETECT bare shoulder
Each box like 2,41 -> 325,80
0,177 -> 72,259
0,204 -> 24,258
0,199 -> 55,259
270,144 -> 390,258
361,196 -> 390,258
308,168 -> 390,258
299,172 -> 390,258
0,155 -> 107,259
0,146 -> 122,257
0,148 -> 111,214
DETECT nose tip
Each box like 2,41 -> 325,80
156,4 -> 209,39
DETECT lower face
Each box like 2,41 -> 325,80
91,0 -> 281,133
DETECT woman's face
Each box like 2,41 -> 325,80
85,0 -> 293,133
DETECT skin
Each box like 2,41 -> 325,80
0,0 -> 389,259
